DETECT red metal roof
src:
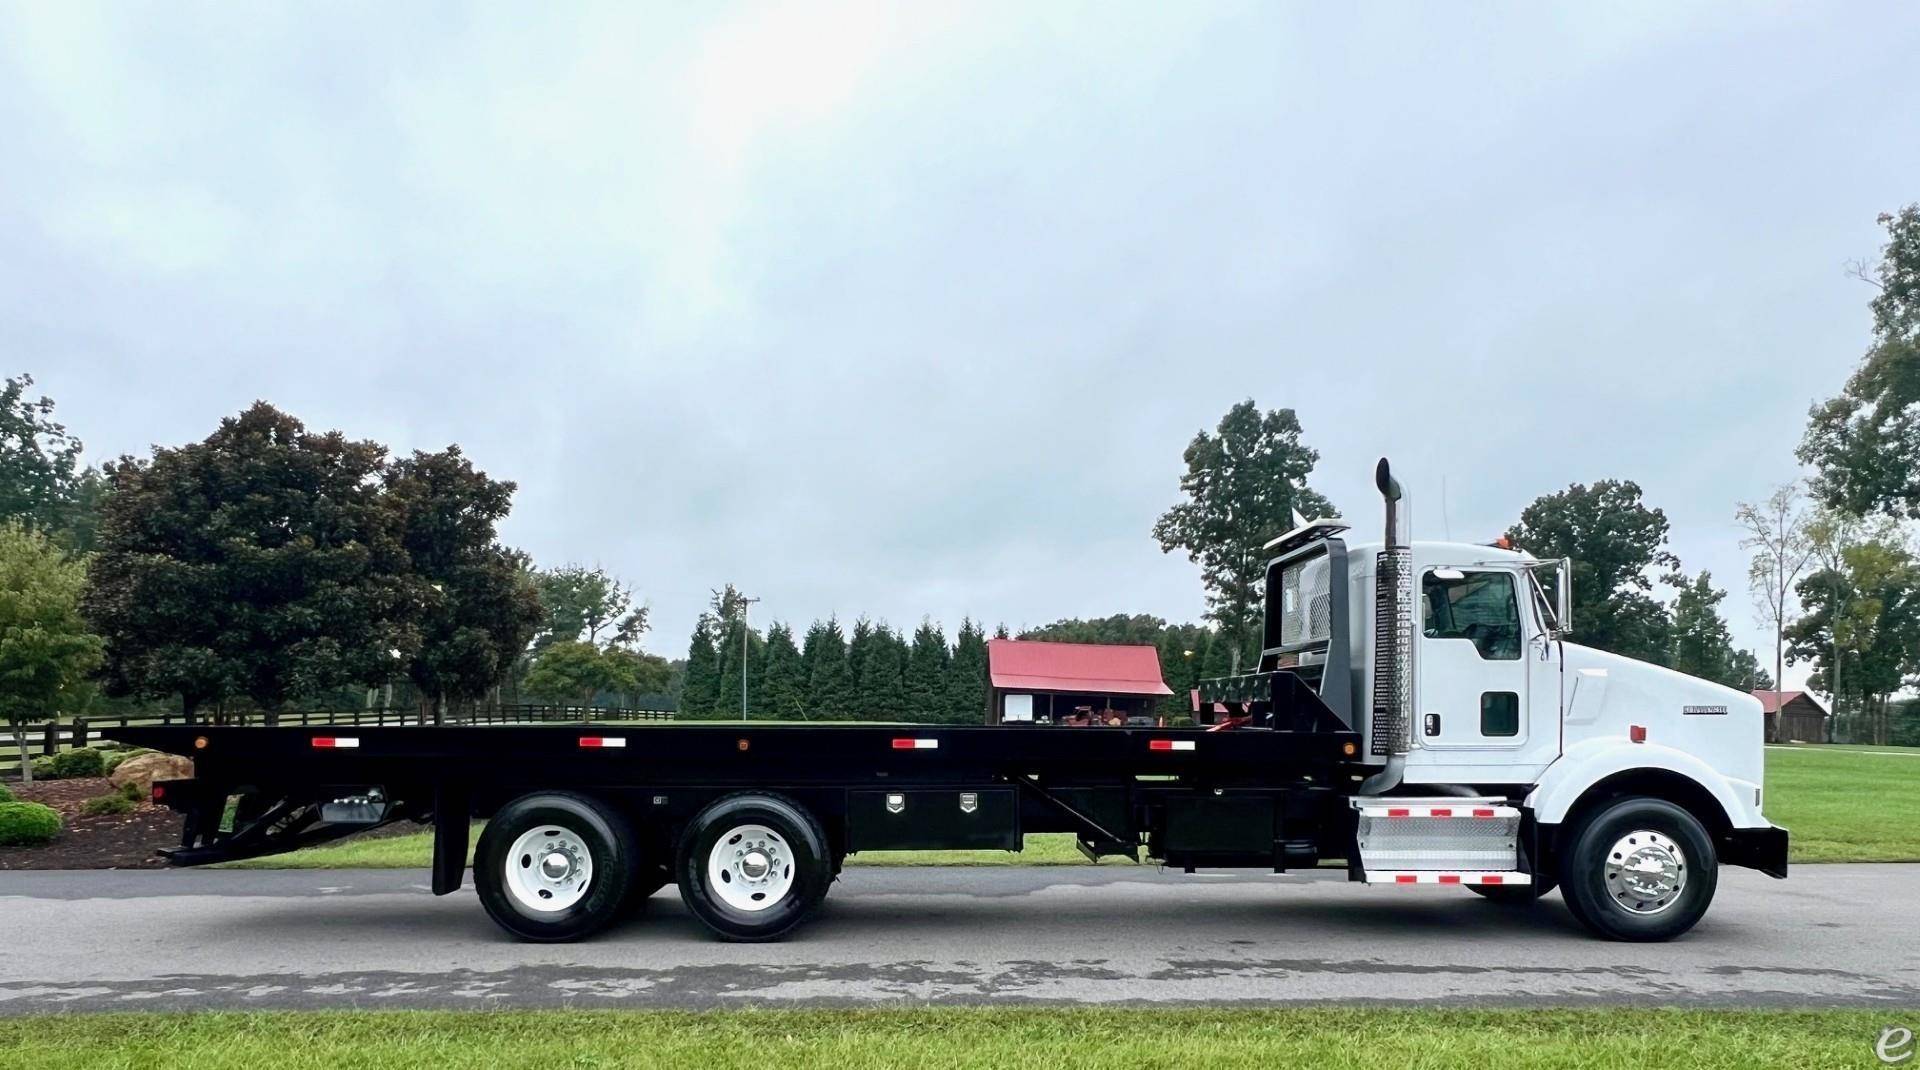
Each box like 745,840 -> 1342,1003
987,639 -> 1173,696
1752,690 -> 1828,715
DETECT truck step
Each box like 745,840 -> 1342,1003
1350,796 -> 1522,878
1363,871 -> 1532,886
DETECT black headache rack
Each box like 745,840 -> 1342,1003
1198,526 -> 1357,734
114,719 -> 1365,875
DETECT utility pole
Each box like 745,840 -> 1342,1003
740,596 -> 761,721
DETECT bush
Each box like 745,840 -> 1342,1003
103,748 -> 150,775
119,780 -> 145,803
1171,716 -> 1197,728
0,801 -> 62,846
81,793 -> 135,817
0,782 -> 13,803
46,748 -> 106,779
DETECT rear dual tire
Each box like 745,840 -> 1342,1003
676,792 -> 832,942
474,792 -> 640,943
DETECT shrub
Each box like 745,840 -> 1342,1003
81,793 -> 135,817
103,748 -> 150,775
119,780 -> 145,803
1171,716 -> 1197,728
46,748 -> 106,779
0,782 -> 13,803
0,801 -> 62,846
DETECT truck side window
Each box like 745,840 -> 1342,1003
1422,570 -> 1521,660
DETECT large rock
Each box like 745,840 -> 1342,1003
108,752 -> 194,796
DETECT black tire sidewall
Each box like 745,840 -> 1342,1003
474,793 -> 636,942
677,794 -> 829,942
1559,797 -> 1716,942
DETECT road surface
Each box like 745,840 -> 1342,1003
1,865 -> 1913,1012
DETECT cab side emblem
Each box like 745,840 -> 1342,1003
960,792 -> 978,814
886,793 -> 905,814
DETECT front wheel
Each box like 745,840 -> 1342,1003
1557,797 -> 1716,942
473,792 -> 639,942
677,793 -> 831,942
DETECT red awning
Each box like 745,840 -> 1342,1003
987,639 -> 1173,696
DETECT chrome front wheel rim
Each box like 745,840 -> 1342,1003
707,823 -> 794,912
505,825 -> 595,913
1604,829 -> 1686,915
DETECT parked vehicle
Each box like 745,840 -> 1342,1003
117,459 -> 1785,944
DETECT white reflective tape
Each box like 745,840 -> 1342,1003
312,737 -> 360,749
579,737 -> 627,748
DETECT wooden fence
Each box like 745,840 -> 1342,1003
0,704 -> 675,779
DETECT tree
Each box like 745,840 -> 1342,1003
856,623 -> 908,720
1667,572 -> 1765,690
1736,483 -> 1814,701
81,403 -> 417,718
681,618 -> 720,717
759,622 -> 807,720
524,640 -> 636,704
0,524 -> 102,783
709,586 -> 764,719
531,565 -> 647,654
1787,534 -> 1920,744
801,617 -> 853,719
1153,401 -> 1334,664
0,374 -> 105,551
1801,207 -> 1920,519
947,617 -> 989,724
845,617 -> 876,713
386,447 -> 544,723
1506,480 -> 1678,664
904,619 -> 950,721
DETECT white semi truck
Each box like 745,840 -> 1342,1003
121,458 -> 1785,944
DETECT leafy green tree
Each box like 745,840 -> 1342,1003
759,622 -> 806,720
1020,613 -> 1170,645
605,647 -> 672,701
904,619 -> 950,721
947,617 -> 989,724
531,565 -> 647,654
1507,480 -> 1678,665
1667,572 -> 1766,690
81,403 -> 417,719
802,617 -> 853,719
1154,400 -> 1335,663
0,374 -> 101,549
1801,206 -> 1920,519
0,524 -> 102,783
387,447 -> 544,723
524,640 -> 633,703
1787,534 -> 1920,744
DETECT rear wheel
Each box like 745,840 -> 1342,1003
474,792 -> 638,942
1557,797 -> 1716,942
677,793 -> 831,942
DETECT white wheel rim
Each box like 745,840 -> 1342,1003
707,823 -> 794,912
1604,829 -> 1686,915
505,825 -> 595,913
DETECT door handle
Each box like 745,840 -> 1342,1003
1423,713 -> 1441,737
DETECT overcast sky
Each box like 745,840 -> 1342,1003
7,3 -> 1917,685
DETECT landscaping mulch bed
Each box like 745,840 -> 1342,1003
0,777 -> 181,870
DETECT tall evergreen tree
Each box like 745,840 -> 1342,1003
713,614 -> 765,719
760,621 -> 806,720
801,616 -> 853,719
845,617 -> 876,714
904,619 -> 951,720
681,617 -> 719,717
857,623 -> 908,720
948,617 -> 990,724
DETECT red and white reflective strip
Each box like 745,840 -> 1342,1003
1148,739 -> 1196,752
891,738 -> 939,750
1365,871 -> 1532,886
310,737 -> 359,749
578,736 -> 627,748
1359,805 -> 1515,820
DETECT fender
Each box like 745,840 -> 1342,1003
1524,736 -> 1767,830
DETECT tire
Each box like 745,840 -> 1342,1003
473,792 -> 639,942
1469,876 -> 1556,903
1557,797 -> 1716,942
677,792 -> 831,942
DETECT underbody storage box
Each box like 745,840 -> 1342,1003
847,788 -> 1019,851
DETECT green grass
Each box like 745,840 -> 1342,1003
1765,745 -> 1920,862
0,1009 -> 1897,1069
221,744 -> 1920,870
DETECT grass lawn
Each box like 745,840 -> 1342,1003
221,744 -> 1920,869
0,1008 -> 1894,1069
1764,745 -> 1920,862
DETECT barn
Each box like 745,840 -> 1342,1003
1753,690 -> 1829,744
985,639 -> 1174,726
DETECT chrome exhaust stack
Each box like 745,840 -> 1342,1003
1362,458 -> 1413,792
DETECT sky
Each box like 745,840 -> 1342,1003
5,2 -> 1917,687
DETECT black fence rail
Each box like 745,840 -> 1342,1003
0,704 -> 675,778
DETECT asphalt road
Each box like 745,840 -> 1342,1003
1,865 -> 1914,1012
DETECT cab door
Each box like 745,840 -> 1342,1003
1415,567 -> 1533,754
